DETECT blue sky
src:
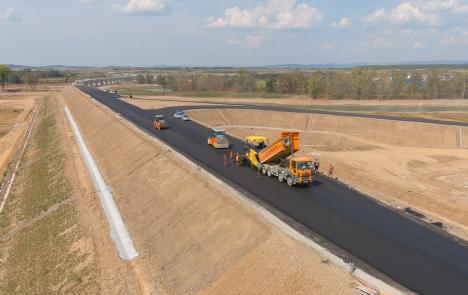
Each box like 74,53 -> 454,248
1,0 -> 468,66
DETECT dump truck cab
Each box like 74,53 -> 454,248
281,157 -> 314,186
208,128 -> 230,149
153,115 -> 168,130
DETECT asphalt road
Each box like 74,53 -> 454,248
130,96 -> 468,128
78,86 -> 468,294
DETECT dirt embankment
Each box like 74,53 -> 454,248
189,109 -> 468,149
62,87 -> 355,294
0,92 -> 141,294
189,108 -> 468,240
0,91 -> 38,178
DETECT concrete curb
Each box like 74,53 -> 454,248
64,106 -> 139,261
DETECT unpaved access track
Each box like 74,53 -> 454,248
78,86 -> 468,294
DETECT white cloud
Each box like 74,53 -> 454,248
362,9 -> 387,23
113,0 -> 169,15
208,0 -> 322,30
331,17 -> 351,29
412,41 -> 425,49
245,32 -> 267,48
227,32 -> 267,48
363,4 -> 438,25
3,8 -> 21,22
423,0 -> 468,13
363,0 -> 468,25
373,37 -> 392,48
400,28 -> 417,37
81,0 -> 103,3
389,2 -> 438,24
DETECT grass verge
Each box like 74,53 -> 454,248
0,95 -> 99,294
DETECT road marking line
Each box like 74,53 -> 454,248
64,106 -> 139,261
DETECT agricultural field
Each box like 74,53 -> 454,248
0,91 -> 37,178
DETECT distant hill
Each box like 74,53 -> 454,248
6,64 -> 96,71
4,60 -> 468,71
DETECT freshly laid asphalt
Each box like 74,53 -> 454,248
77,86 -> 468,294
130,96 -> 468,128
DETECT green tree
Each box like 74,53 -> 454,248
454,72 -> 466,100
21,69 -> 40,89
136,75 -> 145,84
307,79 -> 316,98
0,65 -> 11,91
426,70 -> 441,99
265,77 -> 275,93
156,75 -> 168,90
233,70 -> 255,92
145,73 -> 154,84
8,71 -> 22,84
274,74 -> 292,94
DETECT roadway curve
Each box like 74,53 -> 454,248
77,86 -> 468,294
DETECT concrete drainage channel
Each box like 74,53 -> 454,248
64,106 -> 139,261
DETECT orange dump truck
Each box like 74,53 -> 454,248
245,132 -> 314,186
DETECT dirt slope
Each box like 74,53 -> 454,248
62,87 -> 355,294
0,92 -> 142,294
0,91 -> 38,179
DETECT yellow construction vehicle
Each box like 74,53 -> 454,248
246,136 -> 269,149
208,128 -> 230,149
245,132 -> 314,186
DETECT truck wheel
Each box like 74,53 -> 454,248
278,174 -> 284,182
262,166 -> 267,175
287,177 -> 293,187
267,169 -> 272,177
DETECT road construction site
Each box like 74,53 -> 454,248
63,86 -> 362,294
76,85 -> 468,294
2,84 -> 468,294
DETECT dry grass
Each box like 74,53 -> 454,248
0,96 -> 99,294
374,112 -> 468,123
0,109 -> 23,123
0,100 -> 70,234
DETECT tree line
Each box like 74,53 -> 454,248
142,69 -> 467,100
0,65 -> 76,90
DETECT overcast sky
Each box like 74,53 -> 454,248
1,0 -> 468,66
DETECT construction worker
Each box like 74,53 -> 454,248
328,162 -> 334,177
223,154 -> 228,167
229,150 -> 234,165
235,153 -> 241,166
256,163 -> 262,176
314,158 -> 320,173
